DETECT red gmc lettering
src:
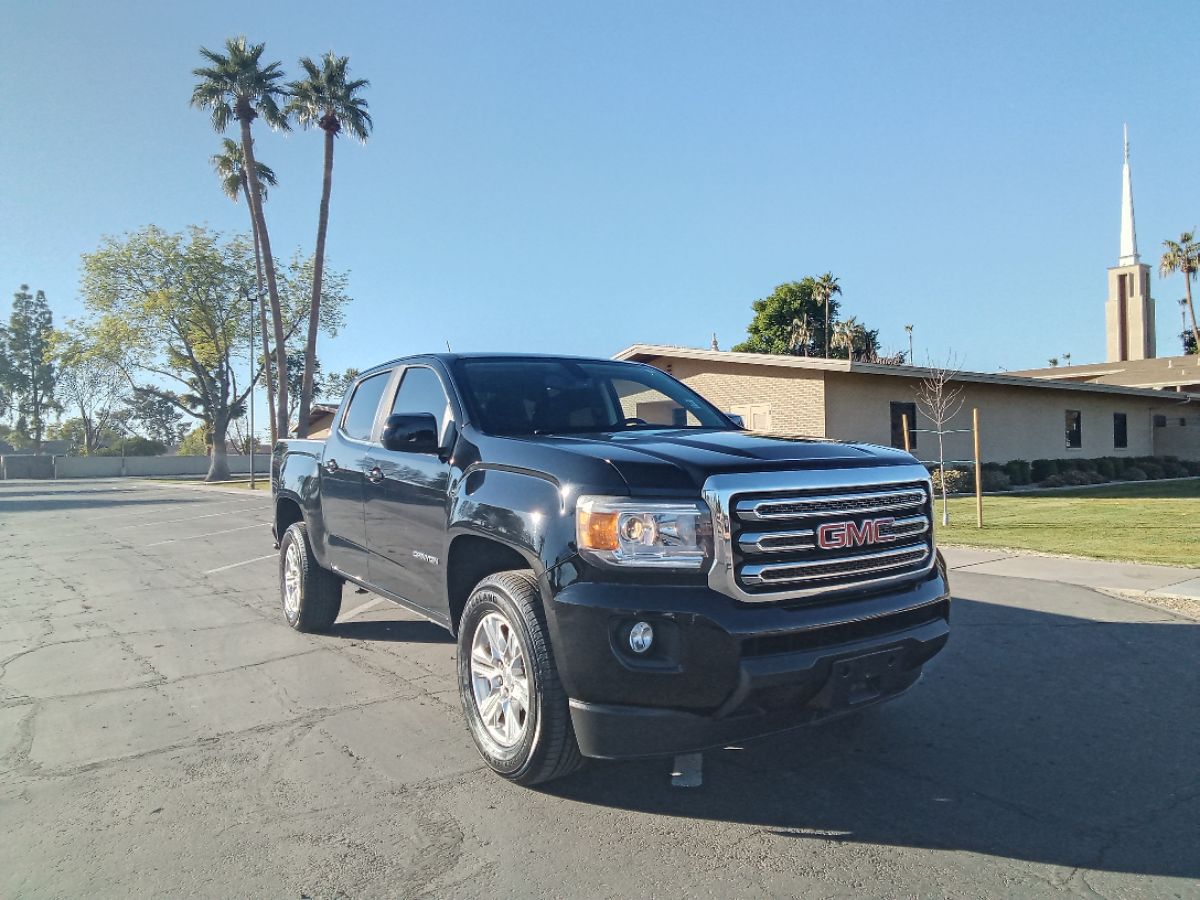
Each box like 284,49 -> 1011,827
817,517 -> 897,550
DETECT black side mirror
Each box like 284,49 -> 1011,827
382,413 -> 439,454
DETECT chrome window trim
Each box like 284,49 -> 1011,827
701,464 -> 937,603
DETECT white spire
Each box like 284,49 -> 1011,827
1118,123 -> 1139,266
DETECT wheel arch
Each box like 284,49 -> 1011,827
446,532 -> 540,635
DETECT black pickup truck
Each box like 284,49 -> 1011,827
272,354 -> 950,784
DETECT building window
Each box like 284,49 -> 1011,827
1113,412 -> 1127,449
1065,410 -> 1082,449
1153,414 -> 1167,428
890,402 -> 917,450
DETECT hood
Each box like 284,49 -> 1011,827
519,428 -> 919,493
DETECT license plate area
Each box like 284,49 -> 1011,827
819,647 -> 905,708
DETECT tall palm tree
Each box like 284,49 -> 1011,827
812,272 -> 841,358
192,36 -> 292,440
286,52 -> 372,438
211,138 -> 279,443
1160,232 -> 1200,354
788,315 -> 811,356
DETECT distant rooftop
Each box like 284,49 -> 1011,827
615,344 -> 1200,402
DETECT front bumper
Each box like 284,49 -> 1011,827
548,567 -> 950,760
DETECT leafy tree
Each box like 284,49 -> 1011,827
733,277 -> 884,361
4,285 -> 58,453
812,272 -> 842,358
192,36 -> 292,441
178,426 -> 210,457
50,327 -> 125,454
94,436 -> 167,457
211,137 -> 280,443
324,367 -> 360,403
1160,232 -> 1200,353
263,348 -> 323,423
287,52 -> 372,437
124,390 -> 187,446
80,226 -> 260,481
733,280 -> 839,356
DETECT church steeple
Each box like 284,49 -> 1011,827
1118,123 -> 1139,266
1106,125 -> 1155,362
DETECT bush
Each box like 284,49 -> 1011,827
980,469 -> 1011,492
1073,457 -> 1099,473
1163,461 -> 1189,478
1003,459 -> 1032,485
1094,457 -> 1118,479
1123,467 -> 1148,481
94,437 -> 168,457
1139,461 -> 1164,479
931,467 -> 973,494
1040,473 -> 1066,487
1031,459 -> 1058,482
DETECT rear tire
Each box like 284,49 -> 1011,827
279,522 -> 343,633
457,570 -> 582,785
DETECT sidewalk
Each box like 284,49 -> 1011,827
941,545 -> 1200,608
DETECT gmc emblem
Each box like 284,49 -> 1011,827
817,517 -> 897,551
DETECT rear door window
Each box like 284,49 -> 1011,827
340,372 -> 391,442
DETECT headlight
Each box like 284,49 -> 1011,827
576,496 -> 712,569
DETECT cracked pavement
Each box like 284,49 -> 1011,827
1,478 -> 1197,898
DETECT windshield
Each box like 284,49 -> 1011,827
453,358 -> 733,436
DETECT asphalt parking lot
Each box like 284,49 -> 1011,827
1,479 -> 1197,898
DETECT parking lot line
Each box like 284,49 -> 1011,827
339,596 -> 387,621
203,553 -> 276,575
118,507 -> 270,529
145,522 -> 269,547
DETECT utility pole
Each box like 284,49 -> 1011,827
904,324 -> 914,363
247,289 -> 257,491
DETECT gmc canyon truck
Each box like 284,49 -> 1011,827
272,354 -> 950,785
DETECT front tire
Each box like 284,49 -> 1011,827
279,522 -> 343,632
457,571 -> 582,785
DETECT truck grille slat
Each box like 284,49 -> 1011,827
700,472 -> 936,607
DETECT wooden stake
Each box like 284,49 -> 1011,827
973,407 -> 983,528
901,413 -> 911,453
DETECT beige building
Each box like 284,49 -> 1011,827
615,344 -> 1200,463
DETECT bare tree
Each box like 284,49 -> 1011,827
916,355 -> 965,526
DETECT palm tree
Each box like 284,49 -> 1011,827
788,315 -> 811,356
286,52 -> 372,438
812,272 -> 841,358
831,318 -> 853,359
211,138 -> 280,444
1160,232 -> 1200,353
192,36 -> 292,441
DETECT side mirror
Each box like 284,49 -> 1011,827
382,413 -> 439,454
726,413 -> 745,429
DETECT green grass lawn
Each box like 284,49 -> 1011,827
936,478 -> 1200,567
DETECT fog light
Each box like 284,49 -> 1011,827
628,621 -> 654,654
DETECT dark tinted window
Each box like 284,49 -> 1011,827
454,358 -> 729,436
1065,410 -> 1082,449
341,371 -> 391,441
390,366 -> 451,439
1113,412 -> 1128,449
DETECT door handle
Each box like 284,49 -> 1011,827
367,466 -> 384,485
323,458 -> 339,474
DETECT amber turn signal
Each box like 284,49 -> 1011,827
577,509 -> 620,551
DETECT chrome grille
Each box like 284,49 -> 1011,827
702,467 -> 936,602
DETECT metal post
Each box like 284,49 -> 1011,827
901,413 -> 911,453
248,292 -> 256,491
973,408 -> 983,528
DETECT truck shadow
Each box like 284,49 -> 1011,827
543,596 -> 1200,880
327,619 -> 453,644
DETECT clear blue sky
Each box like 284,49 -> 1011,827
3,0 -> 1198,387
